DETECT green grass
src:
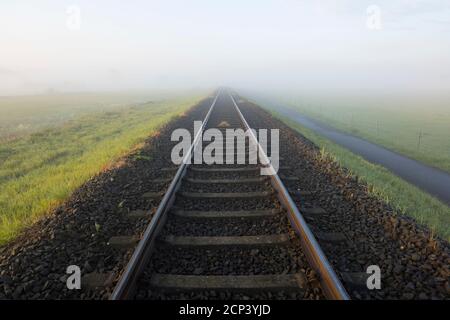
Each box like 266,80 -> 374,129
0,94 -> 203,244
273,113 -> 450,241
278,94 -> 450,173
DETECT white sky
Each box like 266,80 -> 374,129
1,0 -> 449,95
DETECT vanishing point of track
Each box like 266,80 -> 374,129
110,89 -> 350,300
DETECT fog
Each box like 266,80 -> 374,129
1,0 -> 450,97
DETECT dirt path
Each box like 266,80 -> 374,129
259,101 -> 450,206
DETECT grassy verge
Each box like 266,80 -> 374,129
0,95 -> 203,244
274,113 -> 450,241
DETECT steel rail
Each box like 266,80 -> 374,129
110,90 -> 220,300
229,92 -> 350,300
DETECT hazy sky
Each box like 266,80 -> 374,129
1,0 -> 449,95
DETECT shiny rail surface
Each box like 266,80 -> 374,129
229,92 -> 349,300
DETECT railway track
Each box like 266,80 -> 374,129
110,90 -> 349,300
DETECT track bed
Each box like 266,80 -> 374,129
122,92 -> 337,300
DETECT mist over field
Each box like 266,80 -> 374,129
1,0 -> 449,98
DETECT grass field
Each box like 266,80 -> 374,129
0,91 -> 197,142
274,113 -> 450,241
276,94 -> 450,173
0,93 -> 203,244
